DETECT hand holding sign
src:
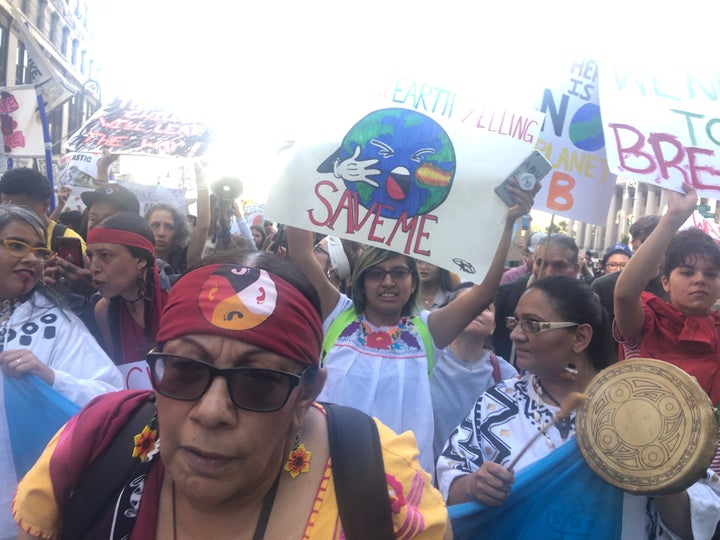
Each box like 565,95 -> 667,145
666,183 -> 699,226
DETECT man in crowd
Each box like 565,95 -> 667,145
0,168 -> 85,251
493,234 -> 580,360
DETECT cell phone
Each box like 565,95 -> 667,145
494,150 -> 553,206
55,237 -> 83,268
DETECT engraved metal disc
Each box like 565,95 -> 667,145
576,358 -> 718,495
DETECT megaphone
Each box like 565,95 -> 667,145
211,177 -> 244,201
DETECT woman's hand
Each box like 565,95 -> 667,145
467,461 -> 515,506
0,349 -> 55,385
44,256 -> 95,296
504,177 -> 539,223
665,182 -> 698,225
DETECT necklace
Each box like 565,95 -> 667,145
171,472 -> 280,540
532,376 -> 572,441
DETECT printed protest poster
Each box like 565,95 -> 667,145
243,202 -> 266,226
533,58 -> 617,226
57,152 -> 103,188
66,99 -> 212,158
0,85 -> 44,157
599,61 -> 720,196
265,76 -> 545,283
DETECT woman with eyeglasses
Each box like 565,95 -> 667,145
436,275 -> 720,538
0,205 -> 122,540
14,255 -> 452,539
88,212 -> 170,365
287,180 -> 535,476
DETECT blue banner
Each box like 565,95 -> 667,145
448,438 -> 623,539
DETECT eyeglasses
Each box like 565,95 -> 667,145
364,266 -> 412,282
1,239 -> 54,262
145,352 -> 306,412
505,316 -> 579,334
313,244 -> 329,257
605,262 -> 627,270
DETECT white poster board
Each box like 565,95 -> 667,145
599,62 -> 720,196
534,58 -> 617,226
265,76 -> 544,283
0,85 -> 44,157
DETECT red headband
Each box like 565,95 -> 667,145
87,228 -> 164,341
156,264 -> 322,368
87,229 -> 155,255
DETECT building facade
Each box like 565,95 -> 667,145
0,0 -> 99,173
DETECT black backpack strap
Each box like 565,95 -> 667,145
323,402 -> 395,540
61,398 -> 157,540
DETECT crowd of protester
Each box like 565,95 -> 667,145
1,159 -> 718,540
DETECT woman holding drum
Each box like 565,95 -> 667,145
436,276 -> 720,539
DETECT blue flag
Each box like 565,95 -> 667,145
4,374 -> 81,479
448,438 -> 623,539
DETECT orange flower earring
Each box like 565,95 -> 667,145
283,432 -> 311,478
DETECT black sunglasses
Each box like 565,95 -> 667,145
146,352 -> 306,412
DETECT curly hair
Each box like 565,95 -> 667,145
663,228 -> 720,278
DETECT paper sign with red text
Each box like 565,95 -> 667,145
0,85 -> 44,157
599,62 -> 720,196
265,77 -> 545,283
117,360 -> 153,390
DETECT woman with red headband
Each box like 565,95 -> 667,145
88,212 -> 169,364
13,254 -> 451,539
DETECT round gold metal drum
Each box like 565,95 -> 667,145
576,358 -> 719,495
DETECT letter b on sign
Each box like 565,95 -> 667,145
546,171 -> 575,211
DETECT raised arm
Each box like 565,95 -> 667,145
614,183 -> 697,340
286,226 -> 341,319
95,149 -> 119,185
427,179 -> 536,349
186,161 -> 211,267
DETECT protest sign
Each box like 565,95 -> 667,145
265,76 -> 544,283
682,211 -> 720,242
0,85 -> 44,157
57,152 -> 103,188
599,62 -> 720,196
66,99 -> 212,158
119,179 -> 187,214
117,360 -> 153,390
243,202 -> 266,226
534,58 -> 617,226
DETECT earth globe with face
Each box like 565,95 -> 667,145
320,108 -> 456,219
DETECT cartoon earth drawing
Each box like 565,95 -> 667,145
568,102 -> 605,152
317,108 -> 456,219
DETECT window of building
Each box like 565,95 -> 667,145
61,27 -> 69,56
21,0 -> 29,14
15,42 -> 30,84
71,39 -> 78,66
47,106 -> 63,152
0,14 -> 9,86
49,13 -> 59,44
68,93 -> 84,133
80,50 -> 86,74
36,0 -> 47,31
